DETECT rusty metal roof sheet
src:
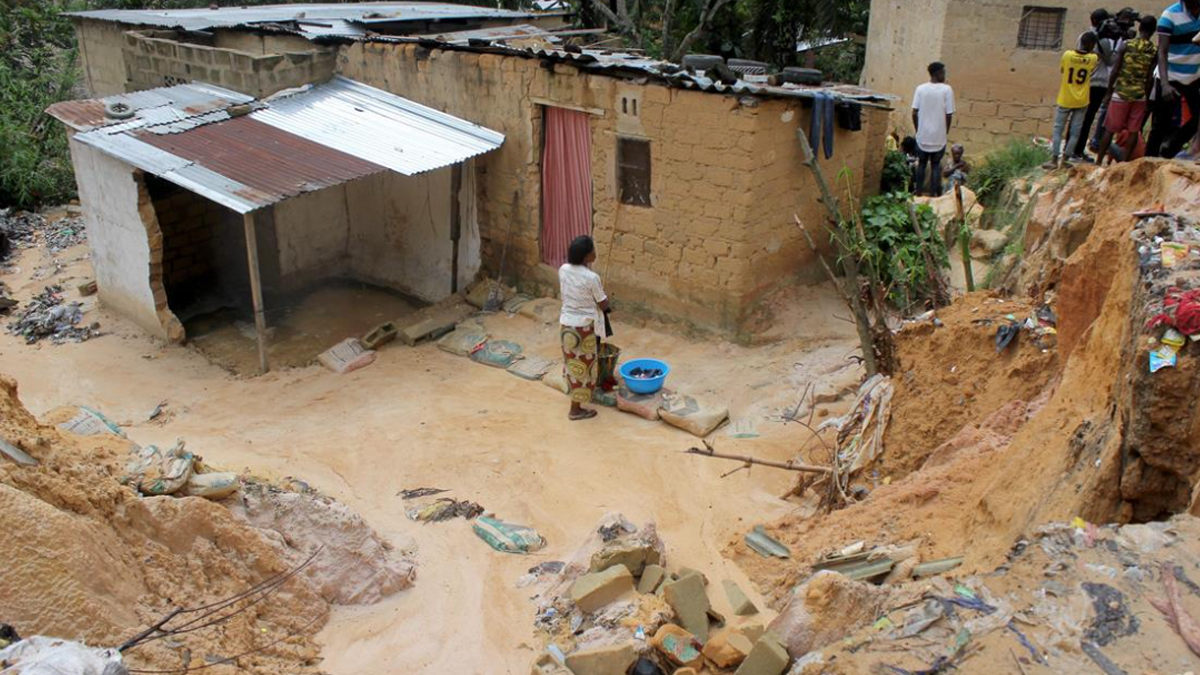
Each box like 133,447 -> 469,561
55,76 -> 504,214
251,76 -> 504,175
46,82 -> 253,132
67,2 -> 557,34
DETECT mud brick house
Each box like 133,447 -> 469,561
863,0 -> 1164,150
53,3 -> 891,369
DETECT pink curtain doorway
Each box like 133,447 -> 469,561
541,106 -> 593,267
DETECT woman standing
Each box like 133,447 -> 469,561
559,235 -> 610,421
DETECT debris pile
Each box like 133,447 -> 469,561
1135,213 -> 1200,373
6,285 -> 98,344
0,208 -> 87,258
530,515 -> 785,675
785,517 -> 1200,675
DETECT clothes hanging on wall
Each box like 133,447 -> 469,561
808,93 -> 837,160
836,102 -> 863,132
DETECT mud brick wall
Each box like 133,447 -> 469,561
339,43 -> 886,333
863,0 -> 1163,152
119,29 -> 336,97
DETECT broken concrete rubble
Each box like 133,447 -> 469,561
637,564 -> 666,594
650,623 -> 703,669
723,579 -> 758,616
570,566 -> 635,614
702,628 -> 755,668
734,635 -> 790,675
663,573 -> 711,642
562,642 -> 636,675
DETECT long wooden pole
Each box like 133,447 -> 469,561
954,182 -> 975,292
450,163 -> 463,294
242,212 -> 269,375
685,445 -> 832,475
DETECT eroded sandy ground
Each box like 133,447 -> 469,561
1,239 -> 860,674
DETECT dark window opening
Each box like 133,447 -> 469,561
617,137 -> 651,207
1018,6 -> 1066,50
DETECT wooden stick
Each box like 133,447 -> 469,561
685,444 -> 832,475
954,183 -> 975,292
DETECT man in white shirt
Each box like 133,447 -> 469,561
911,62 -> 956,196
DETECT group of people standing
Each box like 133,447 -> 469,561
905,1 -> 1200,195
1048,2 -> 1200,168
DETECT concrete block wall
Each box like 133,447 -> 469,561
338,42 -> 886,333
121,29 -> 336,97
153,188 -> 225,290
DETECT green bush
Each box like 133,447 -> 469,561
852,191 -> 948,309
879,149 -> 910,193
970,140 -> 1051,207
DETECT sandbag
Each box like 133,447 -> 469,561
0,636 -> 128,675
319,338 -> 376,374
503,293 -> 533,313
542,365 -> 569,394
437,325 -> 490,357
617,385 -> 669,421
183,471 -> 240,499
470,340 -> 524,368
508,355 -> 554,381
659,392 -> 729,438
58,407 -> 125,438
465,278 -> 510,309
126,441 -> 194,496
473,516 -> 546,554
518,298 -> 562,324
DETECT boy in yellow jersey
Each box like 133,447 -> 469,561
1045,31 -> 1100,169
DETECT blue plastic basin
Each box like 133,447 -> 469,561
620,358 -> 670,395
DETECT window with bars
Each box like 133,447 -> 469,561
617,138 -> 651,207
1017,6 -> 1067,50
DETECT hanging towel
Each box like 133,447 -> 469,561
808,94 -> 824,156
822,94 -> 836,159
836,103 -> 863,131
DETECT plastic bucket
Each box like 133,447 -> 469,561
619,358 -> 670,395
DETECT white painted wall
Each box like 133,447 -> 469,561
68,139 -> 167,339
274,184 -> 351,290
345,166 -> 480,303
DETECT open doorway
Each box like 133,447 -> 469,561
540,106 -> 593,267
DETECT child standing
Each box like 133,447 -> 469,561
1045,32 -> 1100,169
1096,15 -> 1159,163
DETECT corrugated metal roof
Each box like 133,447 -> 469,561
46,82 -> 253,132
67,2 -> 558,34
53,76 -> 504,214
252,76 -> 504,176
138,116 -> 386,200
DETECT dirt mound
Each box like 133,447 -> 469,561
0,375 -> 411,673
734,160 -> 1200,610
883,293 -> 1058,478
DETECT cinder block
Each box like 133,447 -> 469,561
637,564 -> 665,594
702,629 -> 754,669
569,566 -> 634,614
663,573 -> 710,642
563,643 -> 636,675
722,579 -> 758,616
733,636 -> 789,675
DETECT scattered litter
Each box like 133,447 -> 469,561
0,635 -> 124,675
470,339 -> 524,368
77,279 -> 98,297
318,338 -> 376,374
473,516 -> 546,554
6,285 -> 98,345
995,322 -> 1020,353
398,487 -> 448,500
406,497 -> 484,522
0,209 -> 87,255
744,525 -> 790,558
148,401 -> 168,422
726,418 -> 760,439
911,556 -> 965,579
1150,347 -> 1177,373
58,406 -> 125,437
801,375 -> 893,511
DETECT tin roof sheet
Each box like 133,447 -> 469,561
55,76 -> 504,214
67,2 -> 555,33
251,76 -> 505,176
